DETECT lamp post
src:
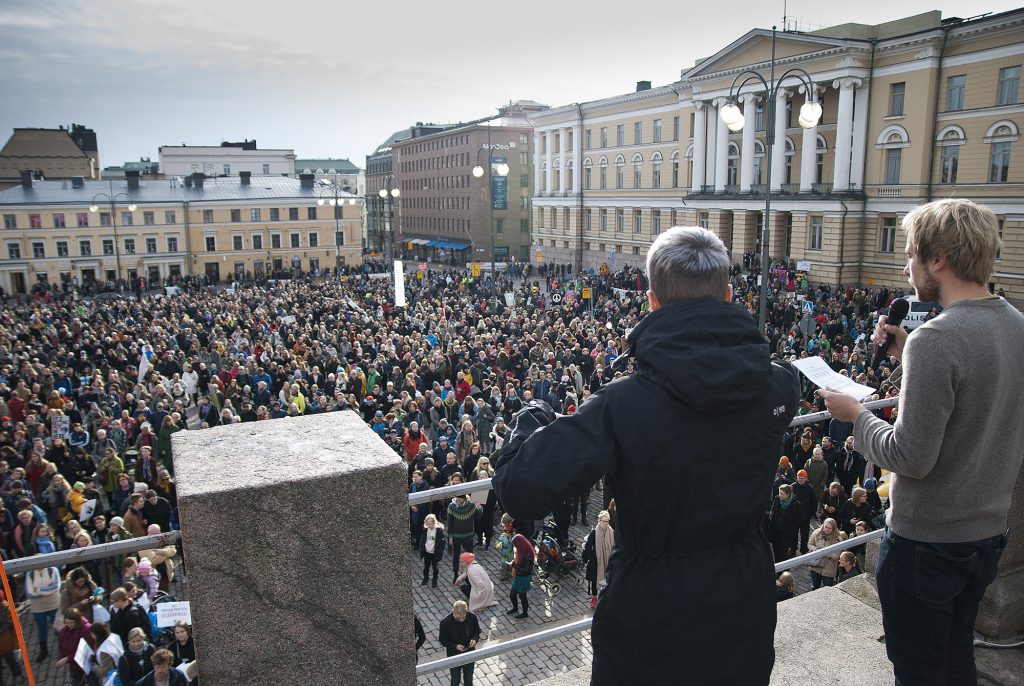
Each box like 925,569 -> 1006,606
89,179 -> 136,284
378,174 -> 400,264
317,177 -> 358,273
718,26 -> 821,335
472,134 -> 510,290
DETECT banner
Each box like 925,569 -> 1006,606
393,260 -> 406,308
491,157 -> 508,210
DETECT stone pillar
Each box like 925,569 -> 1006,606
545,130 -> 554,195
572,124 -> 583,194
768,210 -> 788,259
740,94 -> 758,192
731,210 -> 758,260
174,412 -> 413,686
832,78 -> 860,191
850,85 -> 870,191
713,98 -> 730,192
709,209 -> 734,251
706,104 -> 718,190
799,88 -> 820,193
533,132 -> 542,191
770,90 -> 789,192
691,102 -> 706,192
977,469 -> 1024,638
559,127 -> 568,192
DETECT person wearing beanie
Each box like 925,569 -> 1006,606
773,457 -> 795,496
455,551 -> 495,613
863,477 -> 883,516
791,470 -> 818,555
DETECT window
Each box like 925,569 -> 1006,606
75,212 -> 88,227
100,212 -> 111,227
634,209 -> 642,234
167,236 -> 178,252
271,234 -> 282,249
880,217 -> 897,253
809,216 -> 823,251
270,208 -> 280,221
616,209 -> 624,232
615,158 -> 624,189
123,238 -> 135,254
143,211 -> 155,225
885,148 -> 902,185
519,197 -> 529,209
203,209 -> 214,223
78,239 -> 91,256
252,234 -> 262,250
634,122 -> 642,144
232,235 -> 243,250
998,66 -> 1020,106
653,212 -> 661,235
600,209 -> 607,231
230,209 -> 242,222
698,212 -> 709,230
3,215 -> 15,229
520,152 -> 528,166
754,103 -> 764,131
495,219 -> 504,235
164,210 -> 176,224
289,207 -> 299,221
308,232 -> 319,247
990,141 -> 1012,182
889,82 -> 905,116
7,243 -> 19,259
585,209 -> 592,231
673,116 -> 680,141
616,125 -> 624,146
520,174 -> 529,188
223,164 -> 231,176
672,153 -> 679,188
121,211 -> 133,226
102,239 -> 114,255
584,161 -> 592,190
52,213 -> 66,228
335,230 -> 345,246
653,119 -> 662,143
290,233 -> 300,248
29,214 -> 42,228
250,208 -> 261,222
652,154 -> 662,188
585,129 -> 592,149
633,160 -> 642,188
205,236 -> 216,251
600,127 -> 607,147
941,146 -> 959,183
56,241 -> 69,257
146,237 -> 157,253
263,163 -> 270,175
946,75 -> 966,111
307,207 -> 317,220
599,159 -> 607,189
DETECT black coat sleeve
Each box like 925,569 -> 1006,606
491,396 -> 617,522
415,614 -> 426,651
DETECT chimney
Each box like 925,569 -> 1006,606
636,80 -> 652,92
299,172 -> 315,188
239,171 -> 251,186
184,175 -> 193,188
126,169 -> 140,190
191,172 -> 204,189
71,176 -> 85,188
19,170 -> 32,189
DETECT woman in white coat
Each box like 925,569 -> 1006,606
455,552 -> 495,613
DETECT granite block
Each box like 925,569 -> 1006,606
173,411 -> 414,686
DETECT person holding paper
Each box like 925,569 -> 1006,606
819,198 -> 1024,685
56,607 -> 95,683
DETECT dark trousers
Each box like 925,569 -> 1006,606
876,527 -> 1007,686
450,537 -> 474,578
449,663 -> 474,686
798,520 -> 811,554
810,570 -> 834,590
422,555 -> 439,582
509,587 -> 529,615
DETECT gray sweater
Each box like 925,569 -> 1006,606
855,297 -> 1024,543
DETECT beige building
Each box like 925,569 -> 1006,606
0,171 -> 362,294
530,9 -> 1024,298
0,125 -> 99,187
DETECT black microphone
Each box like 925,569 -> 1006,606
871,297 -> 909,370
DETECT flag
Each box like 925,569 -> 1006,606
137,344 -> 152,383
393,260 -> 406,308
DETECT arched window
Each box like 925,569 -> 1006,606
566,159 -> 574,192
876,125 -> 909,186
599,156 -> 608,190
652,152 -> 663,189
816,135 -> 828,184
985,120 -> 1018,183
583,158 -> 593,190
615,155 -> 625,189
671,150 -> 680,188
632,153 -> 644,188
727,142 -> 740,187
540,159 -> 548,192
753,140 -> 765,186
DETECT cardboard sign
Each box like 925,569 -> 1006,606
51,415 -> 70,439
796,260 -> 811,272
156,601 -> 192,627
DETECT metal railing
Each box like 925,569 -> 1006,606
3,531 -> 182,575
413,395 -> 898,675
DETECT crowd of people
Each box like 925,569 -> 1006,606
0,245 -> 915,685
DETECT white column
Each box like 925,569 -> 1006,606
572,124 -> 583,194
544,129 -> 554,194
558,127 -> 567,192
770,89 -> 789,191
740,94 -> 757,192
691,102 -> 706,192
850,85 -> 870,190
799,87 -> 819,192
706,104 -> 718,189
832,78 -> 860,191
713,98 -> 730,192
533,133 -> 541,191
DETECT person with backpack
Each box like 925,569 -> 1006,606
109,587 -> 152,644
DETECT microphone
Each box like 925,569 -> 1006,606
871,297 -> 909,370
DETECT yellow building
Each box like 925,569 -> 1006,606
530,9 -> 1024,299
0,171 -> 362,294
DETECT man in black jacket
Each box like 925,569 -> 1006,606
437,600 -> 480,686
492,227 -> 799,686
109,587 -> 152,642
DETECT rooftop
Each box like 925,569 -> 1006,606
0,128 -> 91,159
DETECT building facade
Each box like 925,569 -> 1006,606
0,125 -> 99,187
0,172 -> 361,294
159,141 -> 296,178
295,158 -> 365,197
530,9 -> 1024,298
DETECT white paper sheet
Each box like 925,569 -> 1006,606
792,356 -> 876,401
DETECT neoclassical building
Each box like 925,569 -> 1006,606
530,9 -> 1024,298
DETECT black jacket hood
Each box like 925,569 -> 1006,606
626,298 -> 771,413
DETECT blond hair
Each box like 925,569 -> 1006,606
452,600 -> 468,614
902,199 -> 1000,285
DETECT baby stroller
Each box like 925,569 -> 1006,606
534,522 -> 579,598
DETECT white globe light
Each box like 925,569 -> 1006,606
719,103 -> 742,126
391,188 -> 400,197
317,198 -> 325,205
726,118 -> 745,133
800,101 -> 822,124
349,198 -> 356,205
472,166 -> 485,178
378,189 -> 387,198
798,116 -> 814,129
89,204 -> 99,212
127,204 -> 137,212
496,163 -> 510,176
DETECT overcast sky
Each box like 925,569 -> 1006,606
2,0 -> 1019,169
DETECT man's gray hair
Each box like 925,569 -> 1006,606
645,226 -> 730,304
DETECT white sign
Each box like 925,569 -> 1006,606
796,261 -> 812,272
74,637 -> 94,671
393,260 -> 406,308
157,601 -> 193,628
79,499 -> 97,523
280,315 -> 296,325
792,356 -> 876,401
504,292 -> 515,307
51,415 -> 70,439
802,300 -> 814,314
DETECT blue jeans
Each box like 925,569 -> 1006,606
32,608 -> 56,645
449,663 -> 474,686
876,527 -> 1007,686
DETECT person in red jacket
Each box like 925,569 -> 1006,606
403,422 -> 428,462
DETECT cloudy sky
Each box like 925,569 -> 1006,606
2,0 -> 1019,169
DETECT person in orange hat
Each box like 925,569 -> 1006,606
792,469 -> 818,554
773,456 -> 795,495
454,552 -> 495,613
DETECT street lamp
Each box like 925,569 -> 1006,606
378,174 -> 400,264
89,179 -> 137,284
719,26 -> 820,334
317,177 -> 358,273
472,131 -> 510,291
